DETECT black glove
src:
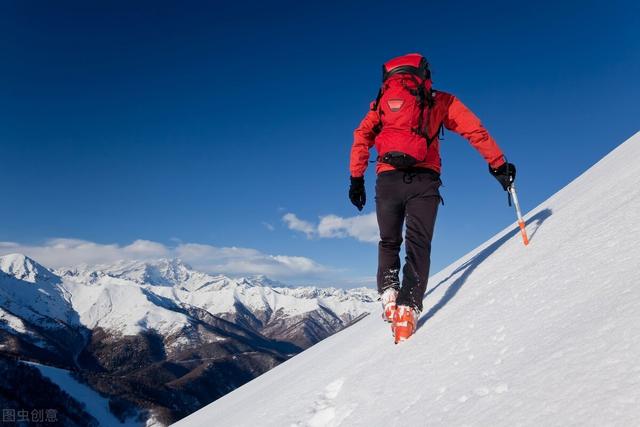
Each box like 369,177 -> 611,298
349,176 -> 366,211
489,162 -> 516,191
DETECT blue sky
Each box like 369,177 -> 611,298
1,0 -> 638,286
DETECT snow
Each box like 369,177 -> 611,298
0,253 -> 58,283
23,361 -> 140,426
57,260 -> 377,336
0,256 -> 77,328
0,307 -> 49,347
0,254 -> 375,339
0,307 -> 30,334
173,131 -> 640,427
62,277 -> 190,336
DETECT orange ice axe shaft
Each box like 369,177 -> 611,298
508,184 -> 529,246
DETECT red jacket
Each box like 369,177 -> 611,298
350,91 -> 505,177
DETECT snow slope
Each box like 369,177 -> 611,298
23,361 -> 140,426
174,131 -> 640,427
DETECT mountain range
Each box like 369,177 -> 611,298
0,255 -> 377,426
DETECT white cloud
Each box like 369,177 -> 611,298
0,238 -> 327,279
124,239 -> 168,256
262,222 -> 275,231
272,255 -> 322,273
282,212 -> 379,244
174,243 -> 326,277
282,213 -> 315,237
317,214 -> 379,243
0,238 -> 169,268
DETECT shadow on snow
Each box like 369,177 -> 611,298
416,208 -> 553,331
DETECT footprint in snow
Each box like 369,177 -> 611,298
474,387 -> 490,397
494,383 -> 509,394
294,378 -> 348,427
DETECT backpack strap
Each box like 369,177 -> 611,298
425,120 -> 445,148
413,85 -> 427,137
383,56 -> 431,82
371,87 -> 383,111
384,65 -> 422,81
421,91 -> 444,147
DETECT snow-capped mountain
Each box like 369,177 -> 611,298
174,132 -> 640,427
54,258 -> 376,341
0,254 -> 76,327
0,254 -> 85,370
0,253 -> 59,284
0,256 -> 377,425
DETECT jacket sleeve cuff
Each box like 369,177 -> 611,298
489,157 -> 506,170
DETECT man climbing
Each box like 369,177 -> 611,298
348,53 -> 516,344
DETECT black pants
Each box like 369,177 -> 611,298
375,169 -> 441,312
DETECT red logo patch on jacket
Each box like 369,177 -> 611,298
387,99 -> 404,112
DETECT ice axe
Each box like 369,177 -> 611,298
507,184 -> 529,246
